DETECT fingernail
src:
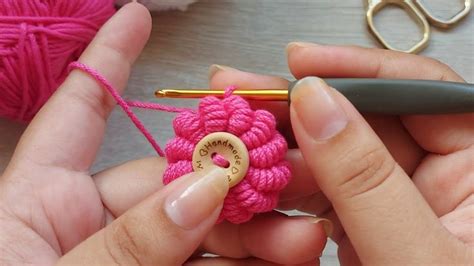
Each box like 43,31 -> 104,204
208,64 -> 237,80
286,42 -> 321,55
291,77 -> 348,140
307,217 -> 333,237
165,168 -> 229,229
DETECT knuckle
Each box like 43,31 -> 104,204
441,205 -> 474,245
425,57 -> 456,81
429,57 -> 449,70
432,174 -> 451,195
373,50 -> 390,77
105,217 -> 144,266
64,86 -> 112,120
337,146 -> 397,199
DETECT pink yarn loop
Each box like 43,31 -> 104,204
69,61 -> 291,224
0,0 -> 116,122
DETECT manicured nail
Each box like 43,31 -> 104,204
286,42 -> 321,54
291,77 -> 348,140
307,217 -> 333,237
208,64 -> 237,80
165,168 -> 229,229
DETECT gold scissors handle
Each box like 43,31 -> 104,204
367,0 -> 430,54
414,0 -> 472,29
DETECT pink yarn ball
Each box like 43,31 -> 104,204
163,93 -> 292,224
0,0 -> 115,122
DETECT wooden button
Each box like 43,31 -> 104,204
192,132 -> 249,187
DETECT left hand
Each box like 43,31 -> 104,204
0,3 -> 327,265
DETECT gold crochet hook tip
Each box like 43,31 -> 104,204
155,89 -> 289,101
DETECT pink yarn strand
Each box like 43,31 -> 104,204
67,62 -> 239,158
126,100 -> 192,113
69,61 -> 167,157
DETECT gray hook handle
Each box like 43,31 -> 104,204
288,79 -> 474,115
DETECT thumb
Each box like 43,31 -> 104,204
58,167 -> 228,265
289,77 -> 469,264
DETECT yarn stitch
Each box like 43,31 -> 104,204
70,62 -> 292,224
0,0 -> 115,122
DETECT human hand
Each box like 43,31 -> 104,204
0,4 -> 328,265
209,44 -> 474,265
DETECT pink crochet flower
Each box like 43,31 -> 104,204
163,93 -> 291,224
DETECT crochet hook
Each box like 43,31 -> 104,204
155,79 -> 474,115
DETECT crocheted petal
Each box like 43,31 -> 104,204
246,162 -> 292,192
173,111 -> 204,139
164,137 -> 195,163
199,97 -> 229,133
220,192 -> 254,224
227,108 -> 254,136
222,95 -> 251,111
222,96 -> 254,136
249,133 -> 288,168
254,109 -> 277,131
225,211 -> 253,224
245,192 -> 278,212
240,110 -> 277,150
162,160 -> 193,185
227,180 -> 277,213
236,190 -> 276,211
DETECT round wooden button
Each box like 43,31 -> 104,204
192,132 -> 249,187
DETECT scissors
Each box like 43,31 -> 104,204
366,0 -> 472,53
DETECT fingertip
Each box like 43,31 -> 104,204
286,42 -> 326,79
290,77 -> 349,141
307,217 -> 333,238
163,167 -> 228,230
130,2 -> 153,39
122,0 -> 152,20
286,42 -> 321,55
68,0 -> 154,95
84,0 -> 152,67
208,64 -> 240,88
285,42 -> 301,59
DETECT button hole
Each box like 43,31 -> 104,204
212,153 -> 230,168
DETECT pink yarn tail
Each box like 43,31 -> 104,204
126,100 -> 191,113
68,61 -> 190,157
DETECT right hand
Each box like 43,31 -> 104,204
209,43 -> 474,265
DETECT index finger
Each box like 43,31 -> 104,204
286,43 -> 472,154
9,3 -> 152,172
286,43 -> 464,82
